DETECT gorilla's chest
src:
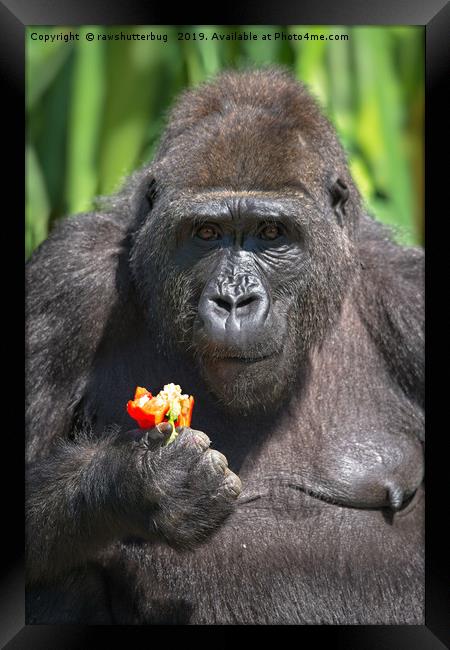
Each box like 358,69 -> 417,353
104,485 -> 424,625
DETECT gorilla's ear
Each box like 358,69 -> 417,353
135,177 -> 158,224
146,178 -> 158,209
329,178 -> 349,227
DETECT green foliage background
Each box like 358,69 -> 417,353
26,25 -> 424,258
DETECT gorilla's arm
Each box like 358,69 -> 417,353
26,425 -> 241,583
26,213 -> 127,462
26,431 -> 144,582
26,214 -> 240,583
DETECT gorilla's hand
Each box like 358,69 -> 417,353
114,423 -> 242,550
26,424 -> 241,582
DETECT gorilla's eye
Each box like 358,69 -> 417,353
195,224 -> 221,241
258,224 -> 283,241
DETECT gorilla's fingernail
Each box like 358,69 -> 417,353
213,450 -> 228,467
225,473 -> 242,497
209,450 -> 228,474
190,431 -> 210,449
388,485 -> 404,511
157,422 -> 173,435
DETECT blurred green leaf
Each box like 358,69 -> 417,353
98,27 -> 180,194
240,26 -> 285,64
35,51 -> 73,218
26,145 -> 50,257
290,26 -> 330,106
353,28 -> 416,241
193,27 -> 222,77
65,27 -> 106,214
26,27 -> 75,109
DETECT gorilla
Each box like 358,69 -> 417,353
25,68 -> 424,625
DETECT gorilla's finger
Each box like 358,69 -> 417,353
119,423 -> 173,449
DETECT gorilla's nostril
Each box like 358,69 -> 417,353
236,295 -> 257,310
214,297 -> 232,313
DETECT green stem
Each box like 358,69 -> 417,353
165,418 -> 178,446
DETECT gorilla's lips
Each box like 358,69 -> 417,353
201,348 -> 280,386
214,352 -> 277,364
192,314 -> 282,360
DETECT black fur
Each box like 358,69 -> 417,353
25,68 -> 424,624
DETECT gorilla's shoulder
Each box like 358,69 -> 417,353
26,212 -> 132,333
356,214 -> 423,388
358,214 -> 424,291
27,212 -> 128,286
28,211 -> 127,264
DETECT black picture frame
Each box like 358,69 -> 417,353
6,0 -> 448,646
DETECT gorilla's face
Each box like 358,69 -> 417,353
175,193 -> 302,411
132,186 -> 356,413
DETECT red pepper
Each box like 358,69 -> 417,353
176,395 -> 195,427
127,385 -> 194,430
126,386 -> 169,429
134,386 -> 152,400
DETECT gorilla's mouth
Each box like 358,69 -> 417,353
191,319 -> 281,365
215,353 -> 277,364
202,350 -> 280,384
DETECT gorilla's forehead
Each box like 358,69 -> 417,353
157,108 -> 334,194
166,191 -> 316,223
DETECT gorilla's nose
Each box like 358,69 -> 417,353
198,274 -> 270,346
